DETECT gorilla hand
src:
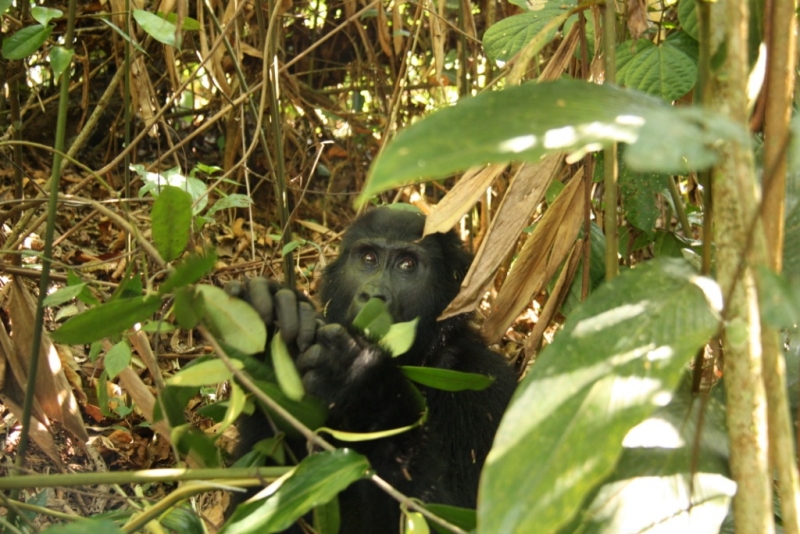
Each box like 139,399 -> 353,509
297,324 -> 418,432
225,277 -> 319,352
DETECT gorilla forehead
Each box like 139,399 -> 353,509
340,207 -> 427,249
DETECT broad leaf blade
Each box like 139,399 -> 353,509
51,295 -> 163,344
198,285 -> 267,356
479,259 -> 721,534
222,449 -> 370,534
151,185 -> 192,262
400,366 -> 494,391
360,80 -> 747,203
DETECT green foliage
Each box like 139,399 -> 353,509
41,520 -> 124,534
151,185 -> 193,262
400,366 -> 494,392
482,3 -> 574,63
615,37 -> 697,101
425,504 -> 476,534
272,334 -> 305,401
352,297 -> 394,338
618,162 -> 669,238
167,358 -> 243,386
479,259 -> 722,533
160,252 -> 218,294
361,80 -> 748,202
133,9 -> 199,47
197,285 -> 267,356
2,24 -> 54,60
222,449 -> 370,534
104,340 -> 132,379
51,295 -> 163,344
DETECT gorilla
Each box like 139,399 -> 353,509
227,206 -> 517,533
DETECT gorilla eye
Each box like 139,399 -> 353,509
361,251 -> 378,266
398,256 -> 417,271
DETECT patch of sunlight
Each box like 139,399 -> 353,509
572,302 -> 648,337
610,376 -> 666,413
623,417 -> 684,448
587,474 -> 735,534
497,134 -> 538,153
691,275 -> 723,313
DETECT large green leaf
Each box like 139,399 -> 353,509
616,39 -> 697,101
151,185 -> 192,263
361,80 -> 747,202
51,295 -> 163,344
197,285 -> 267,356
558,378 -> 733,533
482,7 -> 573,62
478,259 -> 721,534
2,24 -> 53,60
619,160 -> 669,238
222,449 -> 370,534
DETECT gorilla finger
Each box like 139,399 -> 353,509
275,289 -> 300,343
296,302 -> 317,352
224,280 -> 245,298
296,344 -> 325,372
246,277 -> 274,324
316,323 -> 356,351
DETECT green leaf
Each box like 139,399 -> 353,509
360,80 -> 748,203
197,285 -> 267,356
49,46 -> 74,81
159,11 -> 201,30
222,449 -> 370,534
40,519 -> 124,534
152,185 -> 193,262
44,283 -> 87,307
756,267 -> 800,329
619,161 -> 668,238
400,366 -> 494,391
425,504 -> 476,534
99,18 -> 149,56
479,259 -> 721,533
173,286 -> 205,329
677,0 -> 698,40
616,39 -> 697,101
2,24 -> 53,60
561,377 -> 733,533
272,334 -> 305,401
404,511 -> 430,534
172,423 -> 220,467
135,165 -> 208,214
133,9 -> 179,47
51,296 -> 163,344
482,7 -> 572,62
352,298 -> 393,339
219,382 -> 247,434
382,318 -> 418,356
206,193 -> 252,216
31,6 -> 62,25
104,340 -> 132,379
168,358 -> 242,386
0,0 -> 13,16
160,251 -> 217,294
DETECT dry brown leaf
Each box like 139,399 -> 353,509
441,154 -> 563,319
522,237 -> 584,363
296,219 -> 334,235
376,3 -> 393,58
9,279 -> 89,442
0,318 -> 63,466
129,56 -> 158,136
539,21 -> 581,82
626,0 -> 653,40
424,164 -> 508,236
430,0 -> 446,82
480,167 -> 585,342
392,1 -> 403,56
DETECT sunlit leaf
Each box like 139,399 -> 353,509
482,7 -> 571,62
49,46 -> 73,81
51,295 -> 163,344
479,259 -> 721,533
31,6 -> 62,25
272,334 -> 305,401
197,285 -> 267,355
616,39 -> 697,101
160,251 -> 217,294
44,284 -> 87,307
383,318 -> 418,356
404,511 -> 430,534
400,366 -> 494,391
222,449 -> 370,534
352,298 -> 393,339
152,185 -> 192,262
133,9 -> 178,47
2,24 -> 53,60
167,358 -> 242,386
104,340 -> 131,379
360,80 -> 748,203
